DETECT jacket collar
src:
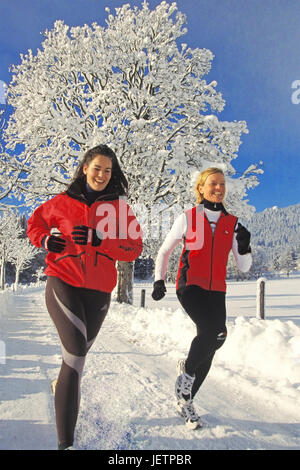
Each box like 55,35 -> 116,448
65,177 -> 120,205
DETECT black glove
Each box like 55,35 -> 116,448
235,223 -> 251,255
151,280 -> 166,301
71,225 -> 102,247
42,234 -> 66,253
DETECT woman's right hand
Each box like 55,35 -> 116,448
42,234 -> 66,253
151,280 -> 166,301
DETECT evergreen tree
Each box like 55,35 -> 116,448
270,250 -> 281,275
249,246 -> 267,279
279,248 -> 297,277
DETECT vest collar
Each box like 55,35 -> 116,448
197,201 -> 228,216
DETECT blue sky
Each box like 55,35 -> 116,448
0,0 -> 299,212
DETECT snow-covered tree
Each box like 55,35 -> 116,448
279,248 -> 297,277
249,245 -> 268,279
134,256 -> 154,280
1,1 -> 261,300
297,251 -> 300,271
34,266 -> 46,284
11,237 -> 38,290
247,204 -> 300,265
270,250 -> 281,276
0,209 -> 23,289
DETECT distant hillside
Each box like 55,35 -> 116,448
247,203 -> 300,261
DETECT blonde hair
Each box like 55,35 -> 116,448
194,167 -> 225,204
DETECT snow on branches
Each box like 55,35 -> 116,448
1,1 -> 261,250
0,209 -> 37,289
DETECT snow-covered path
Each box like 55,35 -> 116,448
0,279 -> 300,450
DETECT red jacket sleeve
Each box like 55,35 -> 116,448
27,198 -> 57,248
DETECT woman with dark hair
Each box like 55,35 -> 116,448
70,144 -> 128,196
27,144 -> 143,450
152,167 -> 252,430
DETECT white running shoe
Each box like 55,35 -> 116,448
175,359 -> 195,403
175,359 -> 202,429
176,399 -> 202,430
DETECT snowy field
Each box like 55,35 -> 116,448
0,275 -> 299,451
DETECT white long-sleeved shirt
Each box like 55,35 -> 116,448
154,208 -> 252,281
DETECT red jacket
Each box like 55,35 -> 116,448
176,205 -> 237,292
27,183 -> 143,293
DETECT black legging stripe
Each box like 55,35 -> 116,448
45,276 -> 110,449
177,285 -> 227,399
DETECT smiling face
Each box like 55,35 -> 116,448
198,172 -> 226,203
83,154 -> 112,191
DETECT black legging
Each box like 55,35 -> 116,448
177,285 -> 227,399
45,276 -> 110,450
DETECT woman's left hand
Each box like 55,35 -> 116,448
235,223 -> 251,254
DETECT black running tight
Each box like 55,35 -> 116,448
45,276 -> 110,450
177,285 -> 227,399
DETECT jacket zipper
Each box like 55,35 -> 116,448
207,214 -> 222,291
209,234 -> 214,290
84,205 -> 91,288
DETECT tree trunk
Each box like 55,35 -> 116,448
14,267 -> 20,291
116,261 -> 134,304
0,258 -> 5,290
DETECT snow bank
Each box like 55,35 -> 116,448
108,299 -> 300,411
219,316 -> 300,385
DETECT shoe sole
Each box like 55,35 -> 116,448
176,403 -> 202,430
185,420 -> 202,430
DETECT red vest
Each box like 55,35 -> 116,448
176,206 -> 237,292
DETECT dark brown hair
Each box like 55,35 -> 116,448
70,144 -> 128,196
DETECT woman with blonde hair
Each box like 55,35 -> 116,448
152,167 -> 252,429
